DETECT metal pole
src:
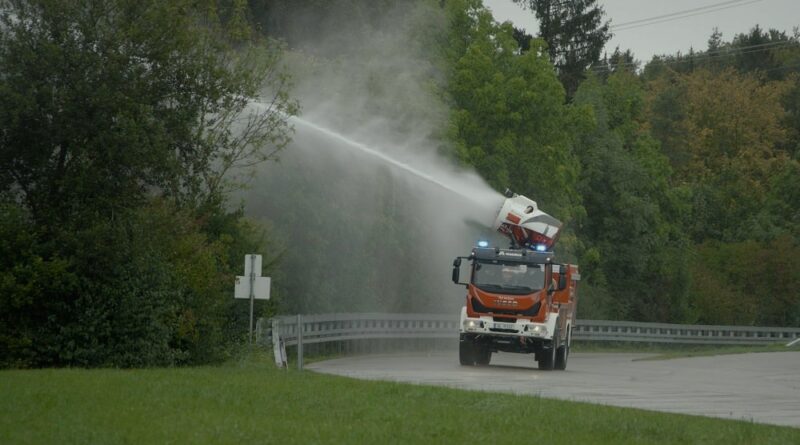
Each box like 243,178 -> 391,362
297,313 -> 304,370
249,254 -> 255,345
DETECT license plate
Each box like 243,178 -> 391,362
493,322 -> 516,330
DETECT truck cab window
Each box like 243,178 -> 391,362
472,261 -> 545,294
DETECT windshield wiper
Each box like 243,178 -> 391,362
476,284 -> 504,291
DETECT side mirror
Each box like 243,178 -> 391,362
452,258 -> 461,284
452,257 -> 469,287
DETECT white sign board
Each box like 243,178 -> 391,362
235,276 -> 271,300
244,254 -> 262,277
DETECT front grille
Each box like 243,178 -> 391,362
472,297 -> 541,317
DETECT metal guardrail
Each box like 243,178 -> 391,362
572,319 -> 800,345
264,313 -> 459,347
256,313 -> 800,369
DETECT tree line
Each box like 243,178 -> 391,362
443,0 -> 799,325
0,0 -> 296,367
1,0 -> 797,368
247,0 -> 798,327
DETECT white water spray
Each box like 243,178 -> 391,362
244,18 -> 506,312
286,114 -> 504,229
248,99 -> 502,220
291,117 -> 475,202
240,107 -> 507,312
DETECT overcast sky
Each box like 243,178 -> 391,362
482,0 -> 799,62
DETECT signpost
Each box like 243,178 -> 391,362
235,254 -> 271,344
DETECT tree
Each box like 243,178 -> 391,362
512,26 -> 533,52
641,40 -> 800,326
591,47 -> 638,82
0,0 -> 296,367
513,0 -> 611,98
646,67 -> 792,242
572,72 -> 690,322
691,237 -> 800,326
445,0 -> 584,224
0,0 -> 297,227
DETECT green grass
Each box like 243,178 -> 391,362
1,353 -> 797,444
570,341 -> 794,361
632,345 -> 793,361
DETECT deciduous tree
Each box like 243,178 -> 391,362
0,0 -> 296,367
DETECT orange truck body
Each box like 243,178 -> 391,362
452,192 -> 580,370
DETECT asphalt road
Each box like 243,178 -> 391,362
307,350 -> 800,428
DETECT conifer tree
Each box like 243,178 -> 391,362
513,0 -> 611,98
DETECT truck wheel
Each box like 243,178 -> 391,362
537,345 -> 556,370
459,340 -> 475,366
475,345 -> 492,365
538,321 -> 559,370
555,327 -> 570,370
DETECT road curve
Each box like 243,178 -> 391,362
307,350 -> 800,428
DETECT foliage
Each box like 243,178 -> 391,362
4,0 -> 800,373
0,0 -> 297,221
0,197 -> 279,368
0,202 -> 78,368
690,237 -> 800,326
646,67 -> 794,243
252,2 -> 799,328
0,0 -> 295,367
512,0 -> 611,98
445,0 -> 584,224
640,29 -> 800,326
572,72 -> 690,321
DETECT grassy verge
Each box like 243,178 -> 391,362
1,353 -> 797,444
632,345 -> 794,361
571,341 -> 795,361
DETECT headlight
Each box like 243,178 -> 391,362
529,325 -> 547,336
463,320 -> 483,329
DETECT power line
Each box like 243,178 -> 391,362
592,40 -> 795,71
611,0 -> 754,28
612,0 -> 765,32
590,39 -> 798,72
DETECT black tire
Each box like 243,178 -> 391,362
537,345 -> 556,370
459,340 -> 475,366
475,345 -> 492,365
555,327 -> 570,370
538,320 -> 559,370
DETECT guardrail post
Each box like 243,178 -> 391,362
297,314 -> 304,371
271,318 -> 288,368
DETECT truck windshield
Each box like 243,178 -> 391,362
472,261 -> 545,295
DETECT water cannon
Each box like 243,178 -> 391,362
493,190 -> 562,251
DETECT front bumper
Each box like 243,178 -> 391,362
460,314 -> 555,339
